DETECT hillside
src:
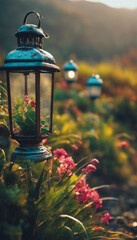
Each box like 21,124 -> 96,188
0,0 -> 137,63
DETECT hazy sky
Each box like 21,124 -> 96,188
87,0 -> 137,9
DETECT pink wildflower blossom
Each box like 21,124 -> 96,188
101,213 -> 112,225
94,226 -> 105,231
75,175 -> 87,189
71,144 -> 79,150
53,148 -> 68,159
90,158 -> 99,165
24,95 -> 29,104
81,158 -> 99,174
74,177 -> 102,209
57,156 -> 75,177
60,81 -> 68,89
30,100 -> 36,109
117,140 -> 130,149
74,181 -> 92,204
57,164 -> 67,176
82,164 -> 96,174
24,98 -> 29,104
90,190 -> 102,209
42,139 -> 48,145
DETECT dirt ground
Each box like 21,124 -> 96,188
100,177 -> 137,239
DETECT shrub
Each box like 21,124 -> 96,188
0,147 -> 128,240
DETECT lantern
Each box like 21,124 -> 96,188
0,11 -> 60,164
86,75 -> 103,100
63,60 -> 78,84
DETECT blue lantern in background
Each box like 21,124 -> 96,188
86,75 -> 103,100
63,59 -> 79,84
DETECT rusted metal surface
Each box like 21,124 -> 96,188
11,144 -> 52,165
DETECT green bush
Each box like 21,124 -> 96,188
0,147 -> 127,240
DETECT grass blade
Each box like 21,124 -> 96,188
60,214 -> 88,239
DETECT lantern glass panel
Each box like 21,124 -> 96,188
40,73 -> 52,136
10,72 -> 36,136
87,86 -> 101,98
0,72 -> 9,126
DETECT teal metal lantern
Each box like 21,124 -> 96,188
0,11 -> 60,165
63,60 -> 79,84
86,75 -> 103,100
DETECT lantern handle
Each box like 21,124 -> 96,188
23,11 -> 41,28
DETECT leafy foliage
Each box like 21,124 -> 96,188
0,59 -> 137,239
13,96 -> 49,136
0,147 -> 127,240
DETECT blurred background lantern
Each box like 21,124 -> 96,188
0,11 -> 60,164
63,59 -> 79,84
86,74 -> 103,100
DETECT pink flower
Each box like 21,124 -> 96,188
117,141 -> 130,149
81,158 -> 99,174
57,164 -> 67,176
57,156 -> 75,178
60,81 -> 68,89
90,190 -> 102,209
71,144 -> 79,151
53,148 -> 68,159
94,226 -> 105,231
24,98 -> 29,104
90,158 -> 99,165
42,139 -> 48,145
101,213 -> 112,225
30,100 -> 36,109
75,175 -> 87,189
74,183 -> 92,204
82,164 -> 96,174
74,177 -> 102,209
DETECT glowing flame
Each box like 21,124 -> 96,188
68,71 -> 75,79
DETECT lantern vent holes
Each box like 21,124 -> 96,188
17,35 -> 43,48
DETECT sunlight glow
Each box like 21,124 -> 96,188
86,0 -> 137,9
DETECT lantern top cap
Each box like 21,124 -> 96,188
86,74 -> 103,86
63,59 -> 79,71
15,11 -> 49,39
0,11 -> 60,72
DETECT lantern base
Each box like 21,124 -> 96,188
90,96 -> 97,101
66,79 -> 75,84
11,144 -> 52,166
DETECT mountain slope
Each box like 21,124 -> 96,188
0,0 -> 137,63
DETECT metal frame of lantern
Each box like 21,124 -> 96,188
63,59 -> 79,84
0,11 -> 60,164
86,75 -> 103,100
